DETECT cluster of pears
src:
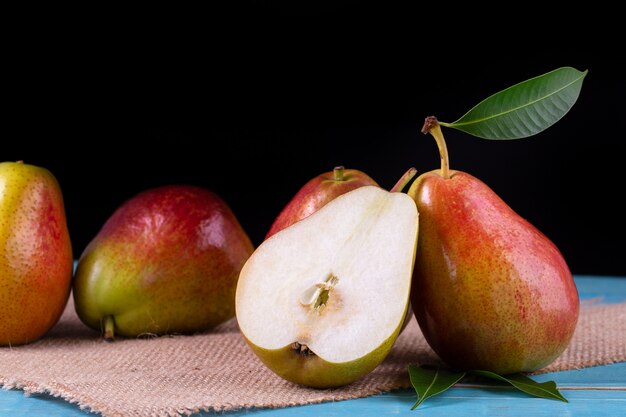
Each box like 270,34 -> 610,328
0,124 -> 578,391
236,118 -> 579,387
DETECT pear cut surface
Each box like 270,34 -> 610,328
236,186 -> 418,363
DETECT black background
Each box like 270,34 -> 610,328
6,2 -> 626,275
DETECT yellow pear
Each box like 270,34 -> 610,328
0,161 -> 73,346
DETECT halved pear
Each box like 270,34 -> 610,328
236,186 -> 418,388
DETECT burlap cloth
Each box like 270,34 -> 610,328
1,297 -> 625,417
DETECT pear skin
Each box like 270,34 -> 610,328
409,170 -> 579,374
266,166 -> 378,239
246,319 -> 403,388
0,161 -> 73,346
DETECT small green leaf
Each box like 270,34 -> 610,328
440,67 -> 587,139
408,365 -> 466,409
470,370 -> 568,402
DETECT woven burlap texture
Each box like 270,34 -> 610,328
1,298 -> 625,417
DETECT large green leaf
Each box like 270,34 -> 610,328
440,67 -> 587,139
408,365 -> 466,409
470,370 -> 568,402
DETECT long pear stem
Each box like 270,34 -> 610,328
390,167 -> 418,192
421,116 -> 450,179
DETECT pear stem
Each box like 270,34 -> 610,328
390,167 -> 418,192
103,315 -> 115,341
421,116 -> 450,179
333,166 -> 345,181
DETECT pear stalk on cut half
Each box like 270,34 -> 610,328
236,185 -> 418,388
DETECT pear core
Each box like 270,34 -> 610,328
236,186 -> 418,372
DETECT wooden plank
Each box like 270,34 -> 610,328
532,362 -> 626,388
575,276 -> 626,303
0,385 -> 624,417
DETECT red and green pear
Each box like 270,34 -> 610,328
73,185 -> 254,340
408,119 -> 579,374
0,161 -> 73,346
266,166 -> 378,239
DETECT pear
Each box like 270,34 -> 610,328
267,166 -> 418,239
266,166 -> 378,238
236,186 -> 418,388
73,185 -> 254,340
0,161 -> 73,346
408,117 -> 579,374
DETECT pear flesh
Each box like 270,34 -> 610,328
236,186 -> 418,387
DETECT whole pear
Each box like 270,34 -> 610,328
0,161 -> 73,346
408,119 -> 579,374
265,166 -> 378,239
73,185 -> 254,339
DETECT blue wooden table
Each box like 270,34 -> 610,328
1,276 -> 625,416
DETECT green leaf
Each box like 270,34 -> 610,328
470,370 -> 568,402
408,365 -> 466,409
440,67 -> 587,139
